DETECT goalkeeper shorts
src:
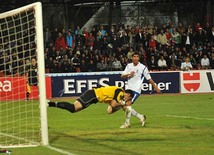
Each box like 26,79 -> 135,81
76,90 -> 98,109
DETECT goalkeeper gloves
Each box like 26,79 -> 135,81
120,100 -> 126,106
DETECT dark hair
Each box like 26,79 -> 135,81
132,52 -> 140,57
124,89 -> 134,98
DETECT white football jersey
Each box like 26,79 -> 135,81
122,62 -> 151,93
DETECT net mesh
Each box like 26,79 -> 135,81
0,5 -> 41,147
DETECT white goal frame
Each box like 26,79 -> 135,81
0,2 -> 48,147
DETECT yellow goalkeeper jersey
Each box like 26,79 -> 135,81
93,86 -> 124,103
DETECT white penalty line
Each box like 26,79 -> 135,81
45,145 -> 76,155
164,115 -> 214,121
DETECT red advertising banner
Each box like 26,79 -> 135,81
0,76 -> 52,100
0,77 -> 26,100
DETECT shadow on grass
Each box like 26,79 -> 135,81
49,130 -> 165,155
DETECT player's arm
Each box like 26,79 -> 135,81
107,89 -> 125,114
144,67 -> 161,93
121,71 -> 135,79
107,100 -> 122,114
121,65 -> 135,79
149,78 -> 161,93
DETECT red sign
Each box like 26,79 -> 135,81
0,77 -> 52,100
183,72 -> 200,92
0,77 -> 27,100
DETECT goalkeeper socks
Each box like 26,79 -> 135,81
131,109 -> 143,119
48,102 -> 57,107
49,102 -> 75,113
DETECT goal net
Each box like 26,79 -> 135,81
0,2 -> 48,148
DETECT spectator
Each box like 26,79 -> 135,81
93,36 -> 102,53
177,51 -> 184,66
181,57 -> 193,71
51,27 -> 58,43
98,25 -> 106,38
135,28 -> 144,49
66,31 -> 73,48
200,54 -> 210,69
83,27 -> 89,46
60,60 -> 70,73
177,22 -> 185,34
125,25 -> 131,37
75,32 -> 84,47
171,28 -> 181,47
168,56 -> 178,71
120,57 -> 127,70
74,26 -> 82,36
109,25 -> 115,38
127,48 -> 134,61
61,54 -> 70,64
165,29 -> 172,45
195,22 -> 202,32
148,55 -> 158,71
195,29 -> 206,46
100,36 -> 109,56
157,30 -> 168,46
148,35 -> 157,49
71,53 -> 80,69
120,31 -> 129,50
80,53 -> 90,64
80,59 -> 88,72
88,60 -> 96,72
129,27 -> 137,50
87,33 -> 95,50
55,32 -> 67,51
55,50 -> 63,63
111,34 -> 121,52
158,55 -> 168,71
96,59 -> 108,71
49,59 -> 59,73
91,27 -> 98,37
44,27 -> 52,48
112,57 -> 122,71
189,54 -> 197,69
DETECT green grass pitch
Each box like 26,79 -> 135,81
3,93 -> 214,155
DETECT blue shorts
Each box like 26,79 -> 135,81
131,91 -> 140,104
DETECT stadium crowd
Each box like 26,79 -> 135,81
44,22 -> 214,73
0,21 -> 214,75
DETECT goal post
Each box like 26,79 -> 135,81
0,2 -> 48,147
34,2 -> 49,146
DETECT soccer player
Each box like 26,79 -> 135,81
26,58 -> 38,100
48,86 -> 134,114
120,52 -> 161,128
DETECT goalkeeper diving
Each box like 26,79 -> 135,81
48,86 -> 134,114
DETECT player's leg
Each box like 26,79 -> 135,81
120,106 -> 132,128
48,100 -> 81,113
48,89 -> 98,113
130,92 -> 146,126
120,91 -> 146,128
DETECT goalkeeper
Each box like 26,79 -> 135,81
48,86 -> 134,114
